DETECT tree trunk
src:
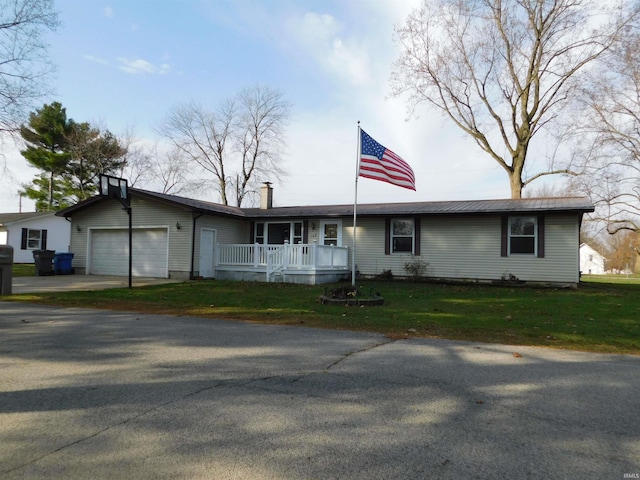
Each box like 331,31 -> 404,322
48,170 -> 54,210
509,173 -> 523,199
509,149 -> 526,199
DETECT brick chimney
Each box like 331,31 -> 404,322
260,182 -> 273,209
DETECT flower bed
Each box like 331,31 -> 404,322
318,286 -> 384,306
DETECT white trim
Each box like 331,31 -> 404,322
507,216 -> 537,256
320,219 -> 342,246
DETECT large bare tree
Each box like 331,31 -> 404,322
569,25 -> 640,234
232,86 -> 289,206
160,86 -> 290,206
391,0 -> 638,198
0,0 -> 59,133
161,99 -> 235,204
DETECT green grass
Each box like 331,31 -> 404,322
12,264 -> 36,276
4,278 -> 639,355
581,274 -> 640,284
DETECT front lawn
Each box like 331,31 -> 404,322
5,278 -> 639,354
12,264 -> 36,276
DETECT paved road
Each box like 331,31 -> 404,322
0,302 -> 639,479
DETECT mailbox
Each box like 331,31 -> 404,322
0,245 -> 13,295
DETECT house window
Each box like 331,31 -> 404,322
293,222 -> 303,244
21,228 -> 47,250
509,216 -> 536,255
391,219 -> 414,253
255,223 -> 265,244
254,221 -> 304,244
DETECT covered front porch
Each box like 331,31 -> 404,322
213,243 -> 350,284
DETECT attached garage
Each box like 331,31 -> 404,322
89,228 -> 169,278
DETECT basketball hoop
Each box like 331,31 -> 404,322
98,174 -> 132,288
99,174 -> 129,207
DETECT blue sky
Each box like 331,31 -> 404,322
1,0 -> 511,212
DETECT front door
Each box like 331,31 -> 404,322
320,220 -> 342,246
199,229 -> 216,278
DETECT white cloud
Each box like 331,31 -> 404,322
104,6 -> 114,18
83,54 -> 109,65
116,58 -> 170,75
286,12 -> 370,87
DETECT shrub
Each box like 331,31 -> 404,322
404,256 -> 428,279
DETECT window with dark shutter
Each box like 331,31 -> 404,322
502,216 -> 543,256
385,218 -> 415,254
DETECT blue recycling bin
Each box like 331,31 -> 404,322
54,252 -> 74,275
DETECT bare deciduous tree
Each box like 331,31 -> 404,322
160,85 -> 290,207
569,25 -> 640,234
605,230 -> 639,273
117,133 -> 203,196
232,86 -> 290,206
0,0 -> 59,133
160,100 -> 235,204
391,0 -> 638,198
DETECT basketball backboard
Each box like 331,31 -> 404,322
99,174 -> 129,205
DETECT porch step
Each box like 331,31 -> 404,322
269,271 -> 284,283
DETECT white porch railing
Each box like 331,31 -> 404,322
216,243 -> 349,281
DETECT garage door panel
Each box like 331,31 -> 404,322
90,229 -> 168,278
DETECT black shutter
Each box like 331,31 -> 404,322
41,230 -> 48,250
501,216 -> 508,257
303,220 -> 309,244
537,216 -> 545,258
414,217 -> 421,256
21,228 -> 27,250
384,218 -> 390,255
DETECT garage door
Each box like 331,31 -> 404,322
90,228 -> 168,278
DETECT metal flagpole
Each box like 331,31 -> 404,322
352,121 -> 361,287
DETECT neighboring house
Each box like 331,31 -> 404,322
55,184 -> 594,286
0,212 -> 72,263
579,243 -> 606,275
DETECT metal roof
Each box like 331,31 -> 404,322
56,188 -> 594,219
242,196 -> 595,218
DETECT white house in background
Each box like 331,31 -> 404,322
0,212 -> 72,263
579,243 -> 606,275
55,183 -> 595,287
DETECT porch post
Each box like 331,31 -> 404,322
254,243 -> 260,267
313,242 -> 318,268
283,240 -> 290,268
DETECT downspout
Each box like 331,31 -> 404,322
577,212 -> 584,282
189,211 -> 204,280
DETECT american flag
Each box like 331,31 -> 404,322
359,129 -> 416,191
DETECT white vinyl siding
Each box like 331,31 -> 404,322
194,215 -> 249,276
420,215 -> 578,283
70,196 -> 193,277
346,214 -> 580,284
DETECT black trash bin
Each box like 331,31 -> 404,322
33,250 -> 55,276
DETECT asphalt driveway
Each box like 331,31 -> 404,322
0,302 -> 639,479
